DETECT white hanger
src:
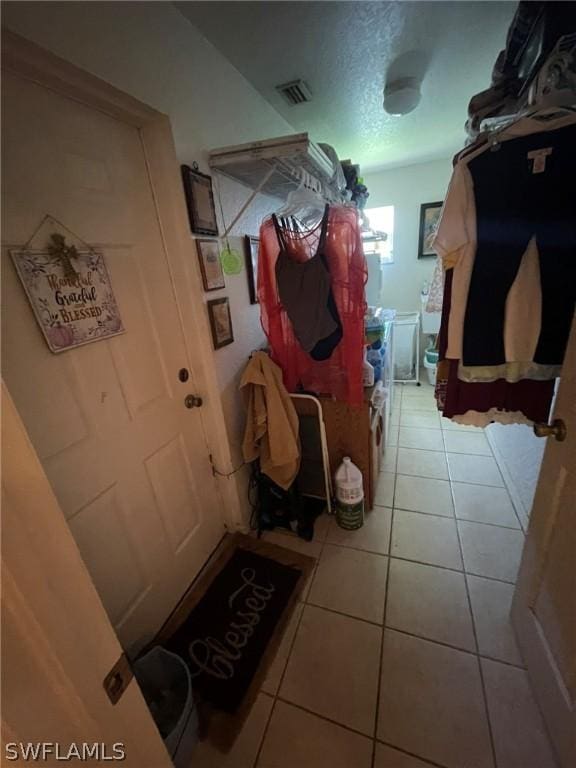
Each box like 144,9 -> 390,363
275,168 -> 327,226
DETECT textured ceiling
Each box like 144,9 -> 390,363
176,1 -> 515,170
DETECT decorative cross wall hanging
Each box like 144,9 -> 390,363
10,216 -> 124,353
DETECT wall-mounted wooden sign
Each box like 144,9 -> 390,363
10,233 -> 124,353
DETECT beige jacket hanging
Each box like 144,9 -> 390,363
240,351 -> 300,490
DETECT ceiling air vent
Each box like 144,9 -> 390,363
276,80 -> 312,106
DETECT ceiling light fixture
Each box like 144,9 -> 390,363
383,77 -> 421,116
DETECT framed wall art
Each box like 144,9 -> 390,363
244,235 -> 259,304
10,233 -> 124,353
207,297 -> 234,349
196,239 -> 225,292
418,201 -> 443,258
181,164 -> 219,236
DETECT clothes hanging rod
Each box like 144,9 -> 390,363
209,133 -> 343,231
215,163 -> 338,239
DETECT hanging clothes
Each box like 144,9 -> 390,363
463,124 -> 576,373
272,205 -> 343,361
433,111 -> 575,425
241,351 -> 300,490
425,257 -> 444,314
434,160 -> 544,379
259,204 -> 367,408
434,114 -> 576,384
435,269 -> 555,427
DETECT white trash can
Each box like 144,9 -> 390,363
133,646 -> 198,768
423,347 -> 438,387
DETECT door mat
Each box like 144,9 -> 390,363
156,533 -> 315,751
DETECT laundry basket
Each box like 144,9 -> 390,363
393,312 -> 420,384
133,646 -> 198,768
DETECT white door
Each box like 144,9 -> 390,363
511,315 -> 576,768
2,382 -> 173,767
1,45 -> 224,654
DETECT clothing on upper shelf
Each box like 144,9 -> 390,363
459,106 -> 576,165
434,114 -> 576,385
241,351 -> 300,490
465,2 -> 576,142
259,204 -> 367,407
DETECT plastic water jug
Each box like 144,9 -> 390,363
362,349 -> 375,387
335,457 -> 364,530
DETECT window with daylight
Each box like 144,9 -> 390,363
362,206 -> 394,264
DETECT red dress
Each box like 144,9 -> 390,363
258,205 -> 367,407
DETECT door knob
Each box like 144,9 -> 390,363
533,419 -> 567,442
184,394 -> 203,409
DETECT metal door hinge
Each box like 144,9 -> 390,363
103,652 -> 133,705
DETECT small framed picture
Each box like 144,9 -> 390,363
196,239 -> 225,292
207,297 -> 234,349
244,235 -> 259,304
418,201 -> 443,258
181,164 -> 219,236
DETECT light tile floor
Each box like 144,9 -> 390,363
191,382 -> 557,768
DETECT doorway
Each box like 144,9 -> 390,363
1,34 -> 226,654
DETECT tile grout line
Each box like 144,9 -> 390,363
371,480 -> 396,767
482,426 -> 514,493
483,425 -> 527,533
376,738 -> 452,768
454,424 -> 527,764
327,511 -> 520,584
390,501 -> 523,532
395,470 -> 504,486
397,445 -> 496,458
278,591 -> 526,670
382,626 -> 526,670
328,517 -> 511,574
305,599 -> 385,628
451,516 -> 522,533
384,474 -> 520,492
444,421 -> 500,768
379,543 -> 520,587
251,524 -> 329,768
274,696 -> 374,742
253,394 -> 518,765
401,419 -> 486,432
394,417 -> 510,491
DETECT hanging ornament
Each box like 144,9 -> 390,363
220,245 -> 243,275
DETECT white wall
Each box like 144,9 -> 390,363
3,1 -> 293,527
210,190 -> 279,520
364,158 -> 453,312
